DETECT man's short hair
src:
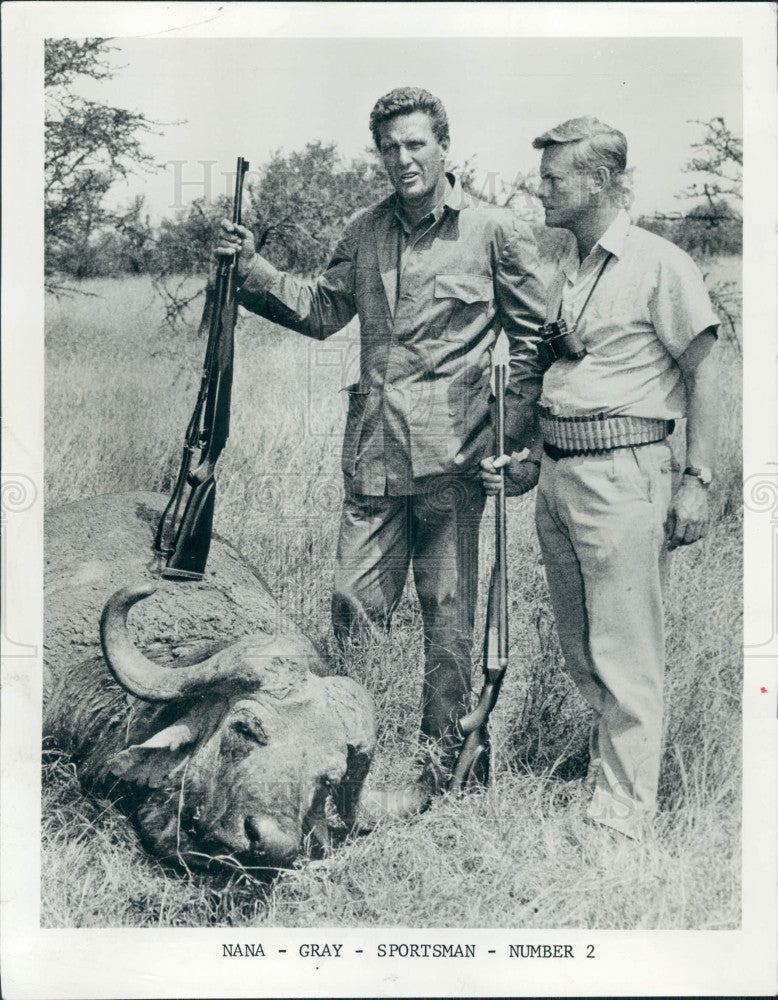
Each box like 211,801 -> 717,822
533,116 -> 632,206
369,87 -> 450,148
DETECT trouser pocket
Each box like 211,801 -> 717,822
341,383 -> 370,477
624,441 -> 675,505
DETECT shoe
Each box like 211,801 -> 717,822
579,818 -> 645,866
355,776 -> 433,832
355,730 -> 491,833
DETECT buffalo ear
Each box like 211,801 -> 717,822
322,676 -> 376,827
108,720 -> 198,789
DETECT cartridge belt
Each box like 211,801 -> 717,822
539,407 -> 674,457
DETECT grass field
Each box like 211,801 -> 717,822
42,259 -> 742,928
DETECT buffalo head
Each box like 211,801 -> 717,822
100,583 -> 375,871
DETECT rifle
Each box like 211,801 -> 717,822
449,362 -> 509,791
154,156 -> 250,579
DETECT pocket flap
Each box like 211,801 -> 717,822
434,273 -> 492,304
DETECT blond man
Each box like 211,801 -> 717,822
483,117 -> 719,838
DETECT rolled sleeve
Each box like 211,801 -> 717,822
649,249 -> 720,359
494,219 -> 548,445
237,226 -> 358,340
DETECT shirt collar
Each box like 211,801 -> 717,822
561,208 -> 630,280
443,172 -> 465,212
394,172 -> 463,232
597,208 -> 630,258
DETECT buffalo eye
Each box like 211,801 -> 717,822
230,717 -> 268,746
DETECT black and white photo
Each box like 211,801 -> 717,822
1,3 -> 776,998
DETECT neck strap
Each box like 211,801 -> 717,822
556,251 -> 614,326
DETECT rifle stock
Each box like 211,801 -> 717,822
449,565 -> 506,789
162,476 -> 216,579
154,156 -> 249,580
450,363 -> 509,792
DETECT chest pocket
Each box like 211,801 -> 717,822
434,273 -> 493,305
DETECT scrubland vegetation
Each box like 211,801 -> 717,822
42,257 -> 742,929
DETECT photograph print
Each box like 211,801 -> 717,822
39,30 -> 746,937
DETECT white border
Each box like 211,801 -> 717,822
2,3 -> 776,997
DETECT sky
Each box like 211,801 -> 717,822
73,36 -> 742,222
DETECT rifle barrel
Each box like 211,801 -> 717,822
448,362 -> 511,791
495,363 -> 508,666
154,155 -> 249,578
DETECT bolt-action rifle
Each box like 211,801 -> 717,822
449,363 -> 509,790
154,156 -> 249,579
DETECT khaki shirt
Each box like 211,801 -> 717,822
238,175 -> 546,495
541,210 -> 720,420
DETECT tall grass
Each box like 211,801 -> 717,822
42,267 -> 742,928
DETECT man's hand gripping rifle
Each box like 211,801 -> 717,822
154,156 -> 250,579
450,363 -> 509,790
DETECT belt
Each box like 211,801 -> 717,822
539,408 -> 674,458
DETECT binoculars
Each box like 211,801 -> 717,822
539,318 -> 587,362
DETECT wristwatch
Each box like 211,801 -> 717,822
683,465 -> 713,487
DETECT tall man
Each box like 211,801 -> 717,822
217,88 -> 546,796
483,117 -> 720,839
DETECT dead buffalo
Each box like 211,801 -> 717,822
44,492 -> 375,871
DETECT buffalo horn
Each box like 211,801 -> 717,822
100,584 -> 270,702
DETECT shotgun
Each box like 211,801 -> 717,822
154,156 -> 250,579
449,362 -> 509,791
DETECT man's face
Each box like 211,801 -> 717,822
538,143 -> 593,230
377,111 -> 449,205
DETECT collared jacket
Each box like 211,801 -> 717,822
237,176 -> 547,495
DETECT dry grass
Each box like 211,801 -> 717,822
42,265 -> 742,928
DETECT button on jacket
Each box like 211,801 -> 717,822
237,175 -> 547,495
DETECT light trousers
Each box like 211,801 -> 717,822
535,441 -> 674,838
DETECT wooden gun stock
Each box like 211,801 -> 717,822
154,156 -> 249,580
160,472 -> 216,580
